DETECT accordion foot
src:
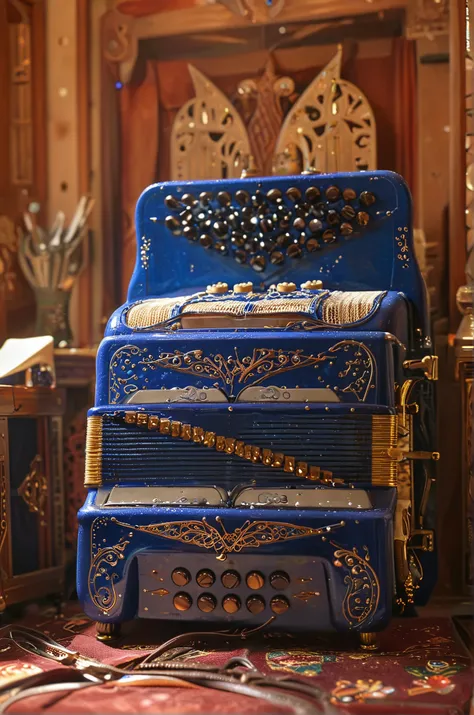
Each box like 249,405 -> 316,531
359,632 -> 378,651
96,622 -> 121,642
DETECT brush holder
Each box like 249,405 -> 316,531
34,287 -> 73,347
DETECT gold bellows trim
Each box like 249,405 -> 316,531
84,416 -> 103,487
322,291 -> 384,324
371,414 -> 398,487
120,411 -> 338,486
125,291 -> 384,330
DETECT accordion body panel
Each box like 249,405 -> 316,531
77,171 -> 437,635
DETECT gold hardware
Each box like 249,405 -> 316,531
119,411 -> 335,485
233,282 -> 253,293
409,529 -> 435,552
359,633 -> 378,651
240,155 -> 259,178
124,412 -> 137,424
84,416 -> 103,487
206,282 -> 228,295
301,167 -> 320,175
301,280 -> 323,291
387,448 -> 440,462
277,282 -> 296,293
403,355 -> 438,381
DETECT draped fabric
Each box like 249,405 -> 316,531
118,40 -> 418,298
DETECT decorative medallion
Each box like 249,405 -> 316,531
332,543 -> 380,628
266,649 -> 337,676
406,660 -> 467,697
18,455 -> 47,517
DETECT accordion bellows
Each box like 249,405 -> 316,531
125,289 -> 385,329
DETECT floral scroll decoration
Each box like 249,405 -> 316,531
396,225 -> 410,269
406,660 -> 468,697
109,339 -> 376,404
331,543 -> 380,629
266,650 -> 337,677
88,518 -> 132,614
111,516 -> 345,562
330,679 -> 395,705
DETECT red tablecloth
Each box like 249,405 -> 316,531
0,603 -> 471,714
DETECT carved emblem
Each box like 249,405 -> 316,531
18,455 -> 47,517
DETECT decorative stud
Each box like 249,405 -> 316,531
340,223 -> 353,236
234,250 -> 247,264
342,187 -> 357,201
287,244 -> 302,259
301,279 -> 323,290
286,186 -> 301,202
277,282 -> 296,293
213,221 -> 228,237
207,282 -> 228,294
306,238 -> 320,252
305,186 -> 321,203
199,234 -> 213,248
322,229 -> 336,243
293,217 -> 306,231
276,232 -> 291,247
325,185 -> 341,202
183,225 -> 197,240
341,204 -> 356,220
327,210 -> 340,225
217,191 -> 232,206
199,191 -> 212,206
233,281 -> 253,293
267,188 -> 282,203
309,218 -> 323,233
181,193 -> 196,207
270,250 -> 284,265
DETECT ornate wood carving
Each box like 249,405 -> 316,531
102,8 -> 137,84
171,65 -> 251,182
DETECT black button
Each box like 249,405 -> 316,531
270,596 -> 290,614
199,191 -> 212,206
305,186 -> 321,203
181,193 -> 196,207
287,244 -> 302,259
327,210 -> 340,225
309,218 -> 322,234
165,195 -> 181,209
236,190 -> 250,205
171,568 -> 191,587
325,185 -> 340,202
270,250 -> 285,265
250,255 -> 266,272
222,594 -> 241,614
246,595 -> 265,614
197,593 -> 216,613
306,238 -> 320,253
199,234 -> 213,248
173,592 -> 192,611
222,570 -> 241,589
246,571 -> 265,590
165,216 -> 181,235
286,187 -> 301,202
270,571 -> 290,590
196,570 -> 215,588
267,188 -> 282,203
217,191 -> 232,206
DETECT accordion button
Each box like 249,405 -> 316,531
173,592 -> 192,611
357,211 -> 370,226
270,250 -> 285,265
293,217 -> 306,232
305,186 -> 321,203
301,280 -> 323,291
341,204 -> 356,220
222,595 -> 241,614
234,282 -> 253,294
286,186 -> 301,202
340,222 -> 353,237
199,234 -> 213,248
207,282 -> 229,294
197,594 -> 217,613
309,218 -> 323,234
165,216 -> 181,235
246,595 -> 266,615
234,250 -> 247,264
199,191 -> 212,206
270,571 -> 290,590
276,282 -> 296,293
196,570 -> 215,588
222,570 -> 241,589
217,191 -> 232,206
165,194 -> 181,209
325,185 -> 341,202
267,188 -> 282,203
171,568 -> 191,587
287,244 -> 303,259
270,596 -> 290,614
342,187 -> 357,202
246,571 -> 265,590
236,189 -> 250,206
306,238 -> 320,253
181,193 -> 197,207
250,255 -> 266,272
327,210 -> 340,225
360,190 -> 376,206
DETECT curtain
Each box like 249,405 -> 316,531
393,37 -> 418,207
119,61 -> 160,297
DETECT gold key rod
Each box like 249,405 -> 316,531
120,411 -> 339,486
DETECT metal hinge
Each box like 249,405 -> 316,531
403,355 -> 438,380
387,448 -> 440,462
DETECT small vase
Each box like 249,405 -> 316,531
34,287 -> 73,347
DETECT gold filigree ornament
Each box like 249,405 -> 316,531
331,543 -> 380,628
18,455 -> 47,519
111,516 -> 345,561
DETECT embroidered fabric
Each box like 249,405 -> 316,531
321,291 -> 385,325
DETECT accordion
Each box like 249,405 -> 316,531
77,171 -> 438,645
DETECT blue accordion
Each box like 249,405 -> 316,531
77,171 -> 438,643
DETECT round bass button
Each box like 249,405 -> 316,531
270,571 -> 290,590
246,571 -> 265,590
222,595 -> 241,614
197,593 -> 217,613
221,570 -> 241,589
246,595 -> 266,615
173,592 -> 192,611
270,596 -> 290,614
171,568 -> 191,587
196,570 -> 215,588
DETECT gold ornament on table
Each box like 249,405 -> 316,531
18,197 -> 94,347
171,48 -> 377,181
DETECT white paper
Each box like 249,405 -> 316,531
0,336 -> 55,379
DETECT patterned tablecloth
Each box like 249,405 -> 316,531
0,603 -> 471,714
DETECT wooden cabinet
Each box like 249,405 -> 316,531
0,386 -> 65,610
